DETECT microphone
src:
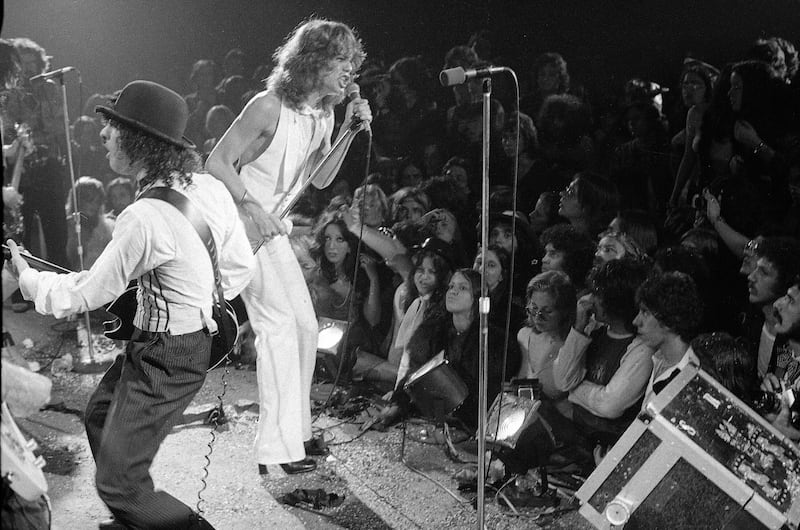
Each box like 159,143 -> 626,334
439,66 -> 507,87
345,82 -> 370,133
30,66 -> 77,82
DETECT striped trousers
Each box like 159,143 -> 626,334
84,329 -> 215,529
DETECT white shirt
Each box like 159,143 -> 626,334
642,346 -> 699,411
19,173 -> 255,334
757,323 -> 777,377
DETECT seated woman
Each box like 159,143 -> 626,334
66,176 -> 115,271
353,237 -> 454,388
473,244 -> 525,333
516,270 -> 576,417
383,269 -> 521,431
308,213 -> 382,374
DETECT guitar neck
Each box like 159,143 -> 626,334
2,244 -> 73,274
10,145 -> 25,191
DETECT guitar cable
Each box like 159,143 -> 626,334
195,361 -> 228,518
195,317 -> 232,518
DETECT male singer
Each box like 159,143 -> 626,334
206,18 -> 372,475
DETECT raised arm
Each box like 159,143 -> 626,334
308,95 -> 373,190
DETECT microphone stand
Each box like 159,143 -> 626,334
57,72 -> 96,364
476,77 -> 491,529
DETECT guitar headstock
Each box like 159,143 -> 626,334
14,123 -> 34,155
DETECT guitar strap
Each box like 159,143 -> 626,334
139,187 -> 229,343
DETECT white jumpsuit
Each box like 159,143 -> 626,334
239,98 -> 332,464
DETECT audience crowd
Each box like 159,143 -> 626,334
3,29 -> 799,498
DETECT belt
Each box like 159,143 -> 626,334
130,328 -> 166,343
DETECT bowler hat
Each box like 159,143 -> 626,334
96,80 -> 194,149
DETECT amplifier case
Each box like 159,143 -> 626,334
575,365 -> 800,529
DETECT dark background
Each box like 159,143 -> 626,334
3,0 -> 799,117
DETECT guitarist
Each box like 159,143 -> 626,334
6,80 -> 254,530
6,38 -> 69,267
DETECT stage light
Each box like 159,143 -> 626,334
485,381 -> 541,449
404,351 -> 468,420
317,317 -> 348,355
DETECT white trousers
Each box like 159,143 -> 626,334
243,235 -> 318,465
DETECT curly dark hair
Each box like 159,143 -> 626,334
537,94 -> 591,145
267,19 -> 365,113
10,37 -> 49,73
589,258 -> 651,332
449,268 -> 482,322
754,236 -> 800,294
310,213 -> 354,281
692,332 -> 759,406
108,117 -> 200,190
539,224 -> 596,288
404,247 -> 453,321
636,271 -> 704,342
532,52 -> 570,94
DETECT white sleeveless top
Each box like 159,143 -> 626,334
239,98 -> 333,214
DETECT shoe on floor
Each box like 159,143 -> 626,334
280,457 -> 317,475
12,301 -> 33,313
304,436 -> 330,456
98,517 -> 129,529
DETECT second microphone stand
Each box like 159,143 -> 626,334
476,77 -> 492,529
57,72 -> 96,364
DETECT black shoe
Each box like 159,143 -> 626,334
258,464 -> 268,475
12,300 -> 32,313
98,517 -> 129,529
304,436 -> 330,456
280,458 -> 317,475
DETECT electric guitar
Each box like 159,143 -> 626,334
3,124 -> 33,241
2,244 -> 237,371
1,401 -> 48,501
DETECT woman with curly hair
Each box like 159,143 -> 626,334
206,18 -> 373,475
308,213 -> 381,360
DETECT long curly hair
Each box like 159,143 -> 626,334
311,213 -> 360,285
110,117 -> 200,190
267,18 -> 366,113
404,248 -> 452,322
